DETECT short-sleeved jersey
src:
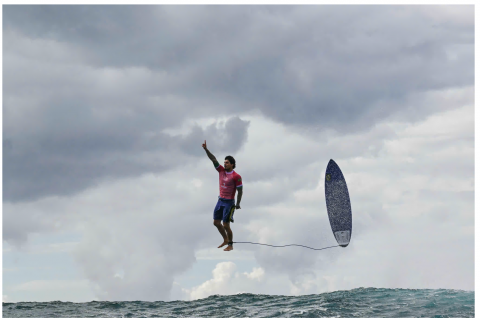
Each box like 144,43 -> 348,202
214,162 -> 242,200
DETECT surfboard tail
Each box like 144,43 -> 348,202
334,230 -> 350,247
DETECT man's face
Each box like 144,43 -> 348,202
224,159 -> 233,171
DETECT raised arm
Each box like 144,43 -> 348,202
202,140 -> 218,165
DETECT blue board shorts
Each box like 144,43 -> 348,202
213,197 -> 235,223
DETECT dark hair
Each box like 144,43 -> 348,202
225,155 -> 236,169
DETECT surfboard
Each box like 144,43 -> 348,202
325,159 -> 352,247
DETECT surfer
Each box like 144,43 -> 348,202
202,140 -> 243,252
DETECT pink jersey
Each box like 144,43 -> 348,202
215,163 -> 243,200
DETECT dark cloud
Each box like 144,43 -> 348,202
180,116 -> 250,157
2,6 -> 474,302
3,116 -> 249,202
3,5 -> 473,203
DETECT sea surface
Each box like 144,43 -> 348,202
3,287 -> 474,318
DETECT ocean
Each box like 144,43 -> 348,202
2,287 -> 474,318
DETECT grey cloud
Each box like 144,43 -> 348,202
237,184 -> 386,280
180,116 -> 250,157
2,201 -> 65,247
3,100 -> 473,300
3,171 -> 218,299
2,6 -> 474,294
3,113 -> 249,202
73,224 -> 198,301
4,6 -> 474,133
3,210 -> 43,247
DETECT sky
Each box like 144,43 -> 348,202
2,5 -> 475,302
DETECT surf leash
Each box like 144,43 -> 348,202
232,242 -> 340,251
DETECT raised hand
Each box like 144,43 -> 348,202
203,141 -> 217,163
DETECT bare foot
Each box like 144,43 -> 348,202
218,240 -> 229,248
224,245 -> 233,251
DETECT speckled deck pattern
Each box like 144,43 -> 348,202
325,159 -> 352,247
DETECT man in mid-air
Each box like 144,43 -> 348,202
202,140 -> 243,252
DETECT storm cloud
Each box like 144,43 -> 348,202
3,5 -> 473,202
3,5 -> 474,302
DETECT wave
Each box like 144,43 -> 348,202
3,287 -> 474,318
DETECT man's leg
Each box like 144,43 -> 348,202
214,220 -> 229,248
223,222 -> 233,251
